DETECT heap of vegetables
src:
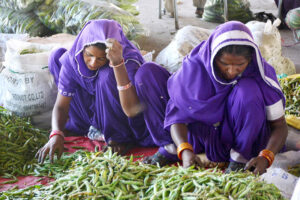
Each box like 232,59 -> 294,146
0,106 -> 48,176
0,7 -> 51,37
279,74 -> 300,129
0,0 -> 142,39
0,0 -> 44,12
203,0 -> 253,23
35,0 -> 142,40
0,149 -> 285,199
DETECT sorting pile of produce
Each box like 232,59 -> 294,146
0,106 -> 48,176
0,149 -> 285,199
29,150 -> 86,179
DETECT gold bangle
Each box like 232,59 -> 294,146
117,82 -> 132,91
177,142 -> 194,160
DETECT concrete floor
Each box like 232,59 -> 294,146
135,0 -> 300,73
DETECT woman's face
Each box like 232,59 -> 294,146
215,53 -> 251,81
83,46 -> 108,71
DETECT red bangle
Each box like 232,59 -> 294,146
49,130 -> 64,139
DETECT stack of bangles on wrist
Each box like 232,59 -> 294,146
258,149 -> 275,168
109,59 -> 124,68
49,130 -> 64,139
117,82 -> 132,91
177,142 -> 194,160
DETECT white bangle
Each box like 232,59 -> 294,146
109,59 -> 124,68
117,82 -> 132,91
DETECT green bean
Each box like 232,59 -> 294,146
71,146 -> 86,149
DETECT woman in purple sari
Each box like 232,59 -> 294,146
36,19 -> 160,163
145,21 -> 288,175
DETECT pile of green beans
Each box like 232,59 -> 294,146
29,150 -> 86,179
0,107 -> 48,176
0,149 -> 285,200
279,76 -> 300,117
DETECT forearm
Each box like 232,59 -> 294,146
113,64 -> 141,117
171,123 -> 200,167
265,117 -> 288,154
51,104 -> 69,132
170,123 -> 189,146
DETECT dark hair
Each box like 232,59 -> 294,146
85,42 -> 107,51
216,45 -> 253,60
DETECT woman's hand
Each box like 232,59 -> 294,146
181,150 -> 203,168
35,135 -> 64,164
105,38 -> 123,66
244,156 -> 269,175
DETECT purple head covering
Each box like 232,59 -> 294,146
59,19 -> 144,79
165,21 -> 284,128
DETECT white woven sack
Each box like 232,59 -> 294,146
3,39 -> 55,73
246,19 -> 296,75
1,67 -> 57,117
0,33 -> 28,63
155,25 -> 210,73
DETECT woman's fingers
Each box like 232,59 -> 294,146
35,148 -> 41,159
38,147 -> 49,164
49,147 -> 56,163
57,146 -> 64,160
105,38 -> 123,65
37,148 -> 44,163
244,158 -> 256,171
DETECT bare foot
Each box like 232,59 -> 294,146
103,140 -> 132,156
143,151 -> 175,167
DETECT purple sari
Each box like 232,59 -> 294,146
49,19 -> 154,147
164,21 -> 285,162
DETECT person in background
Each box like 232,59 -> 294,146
36,19 -> 157,163
144,21 -> 288,175
163,0 -> 207,18
164,0 -> 175,18
193,0 -> 206,18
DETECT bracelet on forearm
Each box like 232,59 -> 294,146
177,142 -> 194,160
49,130 -> 64,139
109,59 -> 124,68
258,149 -> 275,168
117,82 -> 132,91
